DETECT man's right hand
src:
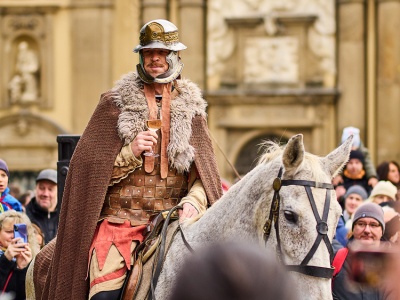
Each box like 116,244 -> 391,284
131,130 -> 158,157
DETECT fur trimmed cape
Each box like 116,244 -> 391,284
32,73 -> 222,300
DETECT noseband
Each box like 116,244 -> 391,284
263,167 -> 335,279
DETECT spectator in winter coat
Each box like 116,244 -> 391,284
332,203 -> 392,300
333,127 -> 378,189
335,150 -> 372,200
0,159 -> 23,213
0,210 -> 39,300
25,169 -> 59,244
335,185 -> 368,246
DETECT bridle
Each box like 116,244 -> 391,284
263,167 -> 335,279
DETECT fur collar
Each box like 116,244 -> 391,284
111,72 -> 207,173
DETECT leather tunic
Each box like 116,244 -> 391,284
100,154 -> 188,226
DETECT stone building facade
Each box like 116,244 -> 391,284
0,0 -> 399,187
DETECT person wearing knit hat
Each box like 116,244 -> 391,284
0,159 -> 23,213
341,126 -> 361,149
352,202 -> 385,245
332,202 -> 386,299
342,185 -> 368,231
369,180 -> 397,205
335,185 -> 369,246
349,149 -> 365,165
335,149 -> 372,200
0,159 -> 9,177
333,127 -> 378,194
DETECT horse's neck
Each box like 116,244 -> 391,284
188,167 -> 273,242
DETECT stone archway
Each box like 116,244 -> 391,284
234,133 -> 289,177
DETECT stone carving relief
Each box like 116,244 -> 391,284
207,0 -> 336,88
1,13 -> 53,108
9,41 -> 40,104
244,37 -> 298,84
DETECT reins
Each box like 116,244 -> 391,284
264,166 -> 335,279
149,206 -> 194,300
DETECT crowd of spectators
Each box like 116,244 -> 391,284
332,127 -> 400,299
0,158 -> 58,299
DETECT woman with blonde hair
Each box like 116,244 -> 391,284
0,210 -> 39,299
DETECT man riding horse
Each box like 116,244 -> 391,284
30,19 -> 222,300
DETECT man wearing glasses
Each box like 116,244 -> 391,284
332,202 -> 391,299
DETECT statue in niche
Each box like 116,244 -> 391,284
9,41 -> 40,103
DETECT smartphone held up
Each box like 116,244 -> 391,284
14,223 -> 28,243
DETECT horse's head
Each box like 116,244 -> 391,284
262,134 -> 352,300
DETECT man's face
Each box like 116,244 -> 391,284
353,217 -> 383,246
142,48 -> 170,78
35,180 -> 57,212
346,159 -> 363,176
0,170 -> 8,194
345,193 -> 363,215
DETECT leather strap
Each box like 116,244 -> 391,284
264,167 -> 336,279
144,83 -> 157,173
179,225 -> 194,253
150,206 -> 180,300
286,265 -> 335,279
281,180 -> 334,190
120,251 -> 143,300
160,83 -> 171,179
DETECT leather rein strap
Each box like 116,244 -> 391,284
263,167 -> 335,279
150,206 -> 193,300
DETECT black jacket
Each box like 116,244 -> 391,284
0,254 -> 28,300
25,197 -> 59,244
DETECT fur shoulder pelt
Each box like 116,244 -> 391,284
111,72 -> 207,173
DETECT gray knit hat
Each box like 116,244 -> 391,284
352,202 -> 385,233
344,185 -> 368,200
0,159 -> 9,177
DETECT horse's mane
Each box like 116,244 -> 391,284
257,140 -> 328,182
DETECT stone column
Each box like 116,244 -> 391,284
142,0 -> 167,23
69,1 -> 114,133
337,0 -> 366,137
178,0 -> 206,88
376,0 -> 400,161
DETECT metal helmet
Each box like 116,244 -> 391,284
134,19 -> 186,84
133,19 -> 187,53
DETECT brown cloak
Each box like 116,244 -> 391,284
33,73 -> 222,300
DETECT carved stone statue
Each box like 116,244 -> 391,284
9,41 -> 40,103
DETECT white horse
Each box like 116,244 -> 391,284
27,134 -> 351,300
154,134 -> 351,300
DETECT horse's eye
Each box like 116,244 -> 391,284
283,210 -> 298,223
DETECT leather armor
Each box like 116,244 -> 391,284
100,157 -> 188,226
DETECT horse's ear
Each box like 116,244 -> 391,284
282,134 -> 305,175
322,135 -> 353,178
